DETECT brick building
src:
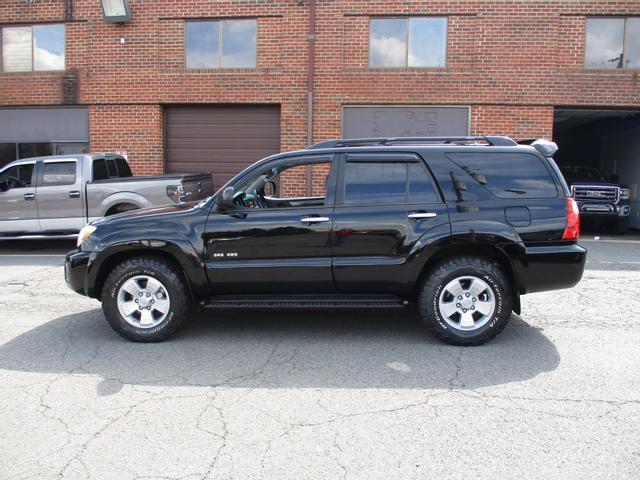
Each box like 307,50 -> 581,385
1,1 -> 639,223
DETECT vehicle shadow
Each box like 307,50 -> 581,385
0,308 -> 559,391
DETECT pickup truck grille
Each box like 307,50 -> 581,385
572,186 -> 618,203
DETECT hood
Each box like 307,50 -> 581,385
92,201 -> 200,226
567,181 -> 625,188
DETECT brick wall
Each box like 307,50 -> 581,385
1,1 -> 640,176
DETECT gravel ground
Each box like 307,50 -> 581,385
0,239 -> 638,480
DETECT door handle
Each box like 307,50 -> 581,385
69,190 -> 80,199
408,212 -> 437,220
24,193 -> 35,201
300,216 -> 330,224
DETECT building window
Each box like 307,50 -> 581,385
369,17 -> 447,68
585,18 -> 640,69
185,19 -> 257,69
1,24 -> 65,72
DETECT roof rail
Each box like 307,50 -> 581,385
306,136 -> 518,149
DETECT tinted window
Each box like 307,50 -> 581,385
447,153 -> 558,198
115,158 -> 132,177
42,161 -> 76,186
0,163 -> 34,189
408,162 -> 439,202
106,159 -> 118,178
93,159 -> 109,181
18,143 -> 52,159
0,143 -> 17,169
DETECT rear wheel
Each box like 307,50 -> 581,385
101,257 -> 190,342
418,256 -> 512,346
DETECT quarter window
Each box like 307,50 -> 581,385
1,24 -> 65,72
370,17 -> 447,68
446,153 -> 558,199
186,20 -> 257,69
42,161 -> 76,186
343,161 -> 439,204
585,18 -> 640,69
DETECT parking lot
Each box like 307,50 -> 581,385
0,236 -> 639,480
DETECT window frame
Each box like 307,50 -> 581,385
39,159 -> 78,187
0,161 -> 37,190
368,16 -> 448,69
0,23 -> 66,73
584,16 -> 640,70
184,18 -> 257,70
226,154 -> 338,212
336,153 -> 443,206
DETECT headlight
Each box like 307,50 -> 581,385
619,188 -> 630,200
77,224 -> 97,247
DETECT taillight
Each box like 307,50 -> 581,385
167,185 -> 185,203
562,197 -> 580,241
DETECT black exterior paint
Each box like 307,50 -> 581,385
66,143 -> 587,307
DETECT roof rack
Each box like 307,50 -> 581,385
307,136 -> 518,150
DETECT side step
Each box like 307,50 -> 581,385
202,295 -> 408,309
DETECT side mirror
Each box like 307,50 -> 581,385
264,180 -> 277,197
217,186 -> 235,210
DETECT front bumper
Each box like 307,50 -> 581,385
64,249 -> 92,296
577,201 -> 631,218
507,243 -> 587,295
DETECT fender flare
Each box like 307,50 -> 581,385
98,192 -> 153,216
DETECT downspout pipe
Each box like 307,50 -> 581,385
305,0 -> 316,195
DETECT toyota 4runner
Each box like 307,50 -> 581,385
65,136 -> 586,346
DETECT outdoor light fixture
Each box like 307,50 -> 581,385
100,0 -> 131,23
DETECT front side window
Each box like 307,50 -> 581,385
0,163 -> 34,191
370,17 -> 447,68
585,17 -> 640,69
42,161 -> 76,186
447,153 -> 558,199
1,24 -> 65,72
186,19 -> 256,69
343,161 -> 439,204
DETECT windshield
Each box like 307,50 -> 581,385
560,166 -> 606,182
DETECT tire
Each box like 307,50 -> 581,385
101,257 -> 190,342
418,256 -> 512,346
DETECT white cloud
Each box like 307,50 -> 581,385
370,34 -> 406,67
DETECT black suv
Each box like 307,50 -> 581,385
65,136 -> 586,346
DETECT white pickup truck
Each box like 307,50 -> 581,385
0,154 -> 214,238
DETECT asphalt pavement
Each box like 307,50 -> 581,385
0,235 -> 638,479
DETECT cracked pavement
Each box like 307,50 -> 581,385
0,238 -> 639,479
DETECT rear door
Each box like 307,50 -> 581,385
332,153 -> 450,293
35,158 -> 85,232
0,161 -> 39,233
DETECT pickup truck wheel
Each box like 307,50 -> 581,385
418,256 -> 512,346
101,257 -> 190,342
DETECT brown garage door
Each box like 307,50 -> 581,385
165,105 -> 281,189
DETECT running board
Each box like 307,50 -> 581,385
202,295 -> 408,309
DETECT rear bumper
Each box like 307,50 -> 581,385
64,250 -> 92,296
509,243 -> 587,294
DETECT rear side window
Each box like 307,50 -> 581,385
93,159 -> 109,181
446,152 -> 558,198
42,161 -> 76,186
115,158 -> 132,177
343,160 -> 439,204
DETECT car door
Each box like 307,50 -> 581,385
203,154 -> 337,294
0,161 -> 39,234
332,152 -> 450,294
35,158 -> 85,232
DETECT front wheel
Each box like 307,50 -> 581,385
101,257 -> 190,342
418,256 -> 512,346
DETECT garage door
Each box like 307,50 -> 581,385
165,105 -> 281,189
343,106 -> 469,139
